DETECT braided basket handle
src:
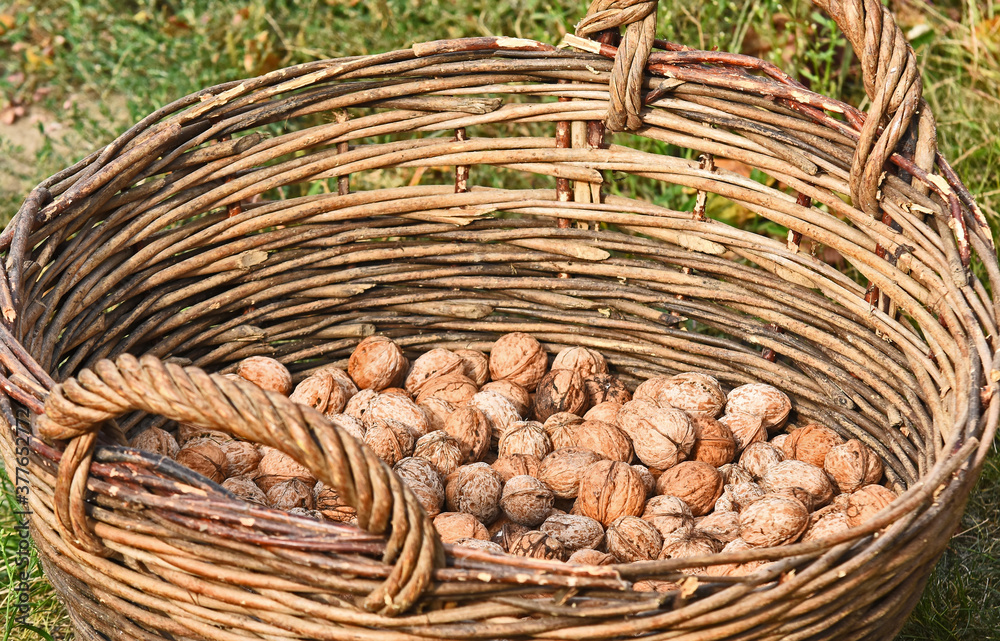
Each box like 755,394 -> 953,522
35,353 -> 442,616
576,0 -> 926,216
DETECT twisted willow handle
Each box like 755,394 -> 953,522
35,353 -> 443,616
576,0 -> 927,217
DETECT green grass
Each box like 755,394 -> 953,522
1,0 -> 998,639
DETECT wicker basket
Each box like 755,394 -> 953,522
2,0 -> 998,638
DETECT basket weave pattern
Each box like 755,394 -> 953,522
1,0 -> 998,639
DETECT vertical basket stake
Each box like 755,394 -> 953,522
454,127 -> 470,194
337,111 -> 351,195
219,135 -> 243,219
693,154 -> 714,220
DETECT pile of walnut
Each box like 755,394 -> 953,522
130,332 -> 896,582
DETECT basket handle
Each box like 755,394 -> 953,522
35,353 -> 442,616
575,0 -> 925,217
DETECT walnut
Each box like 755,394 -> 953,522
760,459 -> 834,510
567,549 -> 616,565
705,538 -> 770,576
415,375 -> 478,407
641,495 -> 694,539
344,388 -> 378,421
689,415 -> 736,467
632,464 -> 655,497
468,390 -> 522,442
434,512 -> 488,543
656,462 -> 723,516
442,406 -> 491,463
218,439 -> 262,478
538,447 -> 605,499
325,413 -> 366,442
488,332 -> 548,392
404,348 -> 465,395
393,456 -> 445,518
362,393 -> 430,439
266,478 -> 315,511
533,369 -> 587,422
236,356 -> 292,395
769,433 -> 789,450
348,336 -> 408,391
381,387 -> 412,399
479,380 -> 530,416
718,410 -> 767,453
317,365 -> 359,403
488,514 -> 532,551
253,446 -> 317,493
614,398 -> 657,436
824,439 -> 884,493
500,475 -> 554,526
176,423 -> 231,446
508,530 -> 566,561
453,349 -> 490,386
845,484 -> 896,528
176,439 -> 227,484
445,463 -> 504,524
583,374 -> 632,406
454,538 -> 505,554
314,481 -> 357,523
606,516 -> 663,563
695,510 -> 740,544
492,454 -> 541,482
289,370 -> 337,412
222,475 -> 267,505
413,431 -> 464,477
727,481 -> 766,512
657,529 -> 722,574
362,418 -> 416,466
783,424 -> 845,468
654,372 -> 726,417
624,408 -> 695,469
802,508 -> 851,542
738,442 -> 786,479
713,488 -> 736,513
566,420 -> 633,462
739,495 -> 809,547
129,427 -> 180,459
539,514 -> 605,552
719,463 -> 753,486
551,346 -> 608,378
543,412 -> 585,449
583,401 -> 622,424
633,376 -> 671,403
576,460 -> 647,526
725,384 -> 791,432
498,421 -> 553,460
417,397 -> 455,433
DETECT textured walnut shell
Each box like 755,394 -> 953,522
845,484 -> 896,528
738,442 -> 786,479
454,538 -> 505,554
416,397 -> 455,433
551,346 -> 608,378
642,495 -> 694,539
727,481 -> 766,512
413,431 -> 464,478
468,390 -> 522,442
488,514 -> 532,551
533,368 -> 587,422
739,495 -> 809,547
632,464 -> 655,497
498,421 -> 553,460
538,447 -> 605,499
500,475 -> 554,526
314,482 -> 357,523
824,439 -> 884,493
129,426 -> 180,459
325,413 -> 366,442
453,349 -> 490,387
654,372 -> 726,417
176,440 -> 227,484
317,366 -> 359,402
713,488 -> 736,513
434,512 -> 489,543
802,508 -> 851,542
404,348 -> 466,395
394,456 -> 445,518
626,408 -> 695,469
783,424 -> 845,468
415,374 -> 478,407
583,374 -> 632,406
605,515 -> 663,563
344,388 -> 379,421
657,529 -> 722,574
381,387 -> 411,399
633,377 -> 671,403
615,398 -> 657,435
583,401 -> 622,424
176,423 -> 231,446
442,405 -> 491,463
565,420 -> 633,462
445,462 -> 504,524
719,463 -> 754,486
236,356 -> 292,395
492,454 -> 541,482
718,410 -> 767,453
656,461 -> 724,516
725,384 -> 792,431
362,418 -> 416,466
508,530 -> 567,560
689,415 -> 736,467
222,475 -> 267,506
567,549 -> 616,565
705,538 -> 771,576
266,478 -> 315,511
543,412 -> 585,449
253,446 -> 317,493
760,459 -> 835,510
289,370 -> 336,412
576,460 -> 647,526
218,439 -> 262,479
696,510 -> 740,544
769,433 -> 789,450
348,336 -> 408,391
363,393 -> 431,439
479,380 -> 530,416
488,332 -> 549,392
540,513 -> 605,552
